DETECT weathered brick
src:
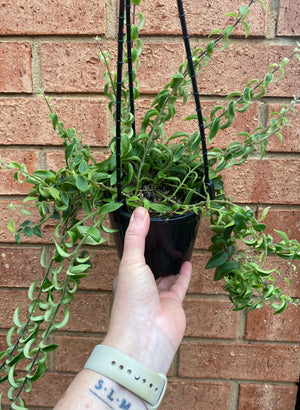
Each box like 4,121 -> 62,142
246,303 -> 300,342
0,43 -> 32,93
0,0 -> 106,35
179,342 -> 300,382
277,0 -> 300,36
0,98 -> 109,147
196,45 -> 299,97
184,299 -> 239,339
0,246 -> 43,287
162,380 -> 231,410
0,150 -> 39,195
238,383 -> 298,410
41,42 -> 184,93
222,158 -> 300,205
55,335 -> 102,372
141,0 -> 268,37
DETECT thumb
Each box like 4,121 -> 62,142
120,207 -> 150,267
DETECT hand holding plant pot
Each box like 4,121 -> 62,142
54,206 -> 192,409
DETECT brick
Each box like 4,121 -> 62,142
190,253 -> 300,300
197,45 -> 299,97
55,335 -> 102,372
222,158 -> 300,205
207,102 -> 260,150
0,288 -> 110,332
141,0 -> 267,37
179,342 -> 300,382
256,208 -> 300,242
66,292 -> 110,333
138,43 -> 189,93
0,246 -> 44,287
238,383 -> 298,410
41,42 -> 184,94
0,0 -> 106,35
136,99 -> 260,149
0,98 -> 109,147
194,216 -> 213,250
0,43 -> 32,93
246,303 -> 300,342
41,42 -> 105,93
184,299 -> 239,338
189,252 -> 226,295
78,249 -> 119,291
27,372 -> 73,408
46,149 -> 109,170
0,198 -> 82,246
0,200 -> 47,244
161,380 -> 231,410
260,256 -> 300,298
266,103 -> 300,152
0,368 -> 71,407
0,150 -> 39,195
0,289 -> 28,328
277,0 -> 300,36
47,245 -> 115,291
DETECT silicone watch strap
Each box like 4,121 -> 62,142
84,345 -> 167,410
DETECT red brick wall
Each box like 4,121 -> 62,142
0,0 -> 299,409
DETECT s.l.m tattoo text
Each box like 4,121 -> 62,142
89,379 -> 132,409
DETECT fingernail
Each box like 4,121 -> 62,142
131,207 -> 147,222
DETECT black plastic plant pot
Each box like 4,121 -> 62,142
111,207 -> 201,279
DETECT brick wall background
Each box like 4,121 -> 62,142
0,0 -> 299,409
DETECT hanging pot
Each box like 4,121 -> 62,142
111,0 -> 213,279
111,207 -> 201,279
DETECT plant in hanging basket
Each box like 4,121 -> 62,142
0,0 -> 299,407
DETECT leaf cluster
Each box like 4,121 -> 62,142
207,203 -> 300,313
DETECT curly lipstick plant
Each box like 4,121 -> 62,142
0,0 -> 299,408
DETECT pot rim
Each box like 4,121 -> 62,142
115,206 -> 200,224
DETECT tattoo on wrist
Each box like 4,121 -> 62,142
90,378 -> 132,409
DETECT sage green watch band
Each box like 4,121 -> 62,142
84,345 -> 167,410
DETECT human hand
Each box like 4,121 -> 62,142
103,207 -> 192,374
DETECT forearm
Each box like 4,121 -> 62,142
54,369 -> 146,410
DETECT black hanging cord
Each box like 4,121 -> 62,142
126,0 -> 136,137
176,0 -> 215,200
116,0 -> 125,202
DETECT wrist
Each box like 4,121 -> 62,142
103,326 -> 174,375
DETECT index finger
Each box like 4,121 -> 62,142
120,207 -> 150,267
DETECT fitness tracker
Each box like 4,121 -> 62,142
84,345 -> 167,409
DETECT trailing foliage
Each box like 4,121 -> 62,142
0,0 -> 299,408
